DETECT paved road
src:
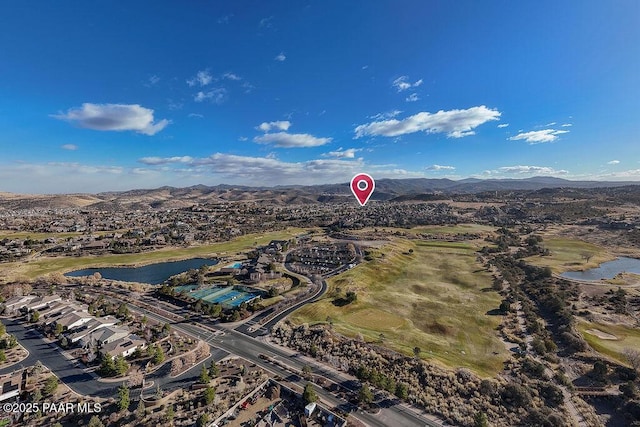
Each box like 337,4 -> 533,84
127,302 -> 438,427
236,279 -> 328,337
0,318 -> 229,400
0,318 -> 116,397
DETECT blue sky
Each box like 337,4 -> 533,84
1,1 -> 639,193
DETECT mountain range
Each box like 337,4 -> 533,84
1,177 -> 639,211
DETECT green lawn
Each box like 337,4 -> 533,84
349,224 -> 496,237
525,238 -> 614,273
577,319 -> 640,365
290,238 -> 508,377
0,228 -> 307,280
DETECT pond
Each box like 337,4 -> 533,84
560,257 -> 640,281
64,257 -> 218,285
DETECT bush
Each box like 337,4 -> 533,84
501,383 -> 532,408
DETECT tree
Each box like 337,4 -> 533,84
196,414 -> 209,427
199,364 -> 210,384
0,322 -> 5,336
162,322 -> 171,335
117,303 -> 129,319
623,348 -> 640,373
54,322 -> 64,337
0,350 -> 6,363
30,310 -> 40,323
152,345 -> 165,365
413,346 -> 421,359
302,364 -> 312,379
358,384 -> 373,405
208,360 -> 219,378
165,405 -> 175,424
499,299 -> 511,313
141,315 -> 148,325
592,360 -> 608,382
99,353 -> 115,376
43,375 -> 58,396
620,381 -> 638,399
204,385 -> 216,405
117,383 -> 130,412
474,412 -> 489,427
394,382 -> 408,399
303,383 -> 317,404
114,355 -> 129,376
345,291 -> 357,303
88,415 -> 104,427
135,399 -> 145,418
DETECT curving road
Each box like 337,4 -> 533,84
0,318 -> 228,399
124,300 -> 439,427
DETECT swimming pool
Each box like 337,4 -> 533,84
225,262 -> 243,269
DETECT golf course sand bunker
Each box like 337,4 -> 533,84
585,329 -> 618,340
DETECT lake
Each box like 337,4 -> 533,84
64,258 -> 218,285
560,257 -> 640,281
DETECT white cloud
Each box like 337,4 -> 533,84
561,123 -> 573,127
369,110 -> 402,120
508,128 -> 569,144
217,14 -> 233,24
392,76 -> 423,92
241,81 -> 255,93
485,165 -> 569,175
187,70 -> 213,87
256,121 -> 291,132
167,99 -> 183,111
260,16 -> 274,29
591,169 -> 640,180
607,160 -> 620,165
254,132 -> 332,148
497,123 -> 509,128
238,136 -> 248,141
139,153 -> 421,185
354,106 -> 501,139
255,121 -> 331,147
223,72 -> 241,81
194,88 -> 227,103
61,144 -> 78,151
139,156 -> 194,165
406,93 -> 419,102
426,164 -> 455,171
144,75 -> 160,87
275,52 -> 286,61
188,113 -> 203,119
323,148 -> 361,159
545,122 -> 557,126
52,103 -> 170,136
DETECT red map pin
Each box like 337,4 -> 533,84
350,173 -> 375,206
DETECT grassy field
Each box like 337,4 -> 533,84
577,319 -> 640,365
525,238 -> 614,273
289,237 -> 508,377
348,224 -> 496,237
410,224 -> 496,235
0,229 -> 130,240
0,228 -> 307,280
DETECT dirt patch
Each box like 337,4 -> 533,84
584,329 -> 618,340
